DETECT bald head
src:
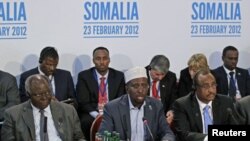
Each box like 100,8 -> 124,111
25,74 -> 52,109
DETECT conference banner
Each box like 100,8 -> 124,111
0,0 -> 249,82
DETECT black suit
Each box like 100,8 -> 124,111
145,66 -> 177,114
173,92 -> 238,141
19,67 -> 76,102
178,67 -> 193,98
212,66 -> 250,97
76,67 -> 125,140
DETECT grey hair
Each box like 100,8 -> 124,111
149,55 -> 170,74
25,74 -> 50,94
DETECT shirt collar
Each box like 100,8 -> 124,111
223,66 -> 235,75
31,102 -> 51,114
128,94 -> 146,110
38,66 -> 53,79
95,69 -> 109,79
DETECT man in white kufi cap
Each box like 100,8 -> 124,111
98,66 -> 176,141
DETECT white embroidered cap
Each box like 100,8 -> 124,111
124,66 -> 147,83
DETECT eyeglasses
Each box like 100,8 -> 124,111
30,92 -> 52,97
198,83 -> 217,89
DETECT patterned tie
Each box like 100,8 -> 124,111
152,80 -> 159,99
40,110 -> 49,141
229,72 -> 236,98
98,77 -> 107,114
203,105 -> 212,134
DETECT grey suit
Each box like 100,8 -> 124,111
1,100 -> 85,141
99,95 -> 175,141
0,70 -> 20,121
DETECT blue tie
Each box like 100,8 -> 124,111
203,105 -> 212,134
229,72 -> 236,98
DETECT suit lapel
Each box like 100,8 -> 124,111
220,67 -> 229,92
144,98 -> 154,131
191,95 -> 203,132
119,95 -> 131,140
53,71 -> 60,97
22,101 -> 36,140
212,96 -> 221,124
235,69 -> 243,93
107,70 -> 115,100
90,68 -> 99,99
50,102 -> 65,140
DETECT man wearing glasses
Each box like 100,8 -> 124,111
173,68 -> 238,141
1,74 -> 85,141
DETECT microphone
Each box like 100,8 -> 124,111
44,116 -> 47,133
142,117 -> 154,141
227,108 -> 238,125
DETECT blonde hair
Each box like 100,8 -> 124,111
188,53 -> 209,71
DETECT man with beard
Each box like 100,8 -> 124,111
76,46 -> 125,141
98,66 -> 175,141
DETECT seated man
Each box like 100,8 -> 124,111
212,46 -> 250,101
0,70 -> 20,122
1,74 -> 85,141
145,55 -> 177,124
19,46 -> 76,105
173,68 -> 238,141
0,70 -> 20,140
76,46 -> 125,141
99,66 -> 175,141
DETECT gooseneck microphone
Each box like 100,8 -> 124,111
142,117 -> 154,141
227,108 -> 238,125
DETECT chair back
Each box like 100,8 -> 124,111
90,115 -> 103,141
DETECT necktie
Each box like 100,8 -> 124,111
229,72 -> 236,98
40,110 -> 49,141
203,105 -> 212,134
98,77 -> 107,114
152,80 -> 159,99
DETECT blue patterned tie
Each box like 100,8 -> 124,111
203,105 -> 212,134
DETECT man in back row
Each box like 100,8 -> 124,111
1,74 -> 85,141
76,46 -> 126,141
19,46 -> 76,105
212,46 -> 250,101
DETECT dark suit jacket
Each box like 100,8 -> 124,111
76,67 -> 125,114
146,66 -> 177,114
0,71 -> 20,121
235,95 -> 250,124
212,66 -> 250,97
1,101 -> 85,141
19,67 -> 76,102
178,67 -> 193,98
173,92 -> 238,141
98,95 -> 176,141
